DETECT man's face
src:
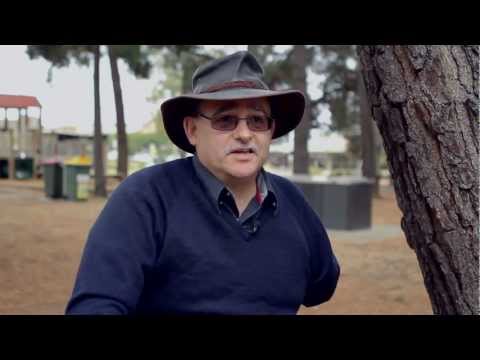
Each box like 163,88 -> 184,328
184,98 -> 275,184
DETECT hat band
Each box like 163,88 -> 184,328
199,80 -> 267,94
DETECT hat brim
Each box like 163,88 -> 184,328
160,88 -> 306,154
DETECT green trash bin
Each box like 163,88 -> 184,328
63,164 -> 91,200
43,159 -> 63,198
15,157 -> 34,179
63,155 -> 92,201
76,174 -> 90,200
0,159 -> 8,178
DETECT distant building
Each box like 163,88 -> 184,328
41,130 -> 108,170
268,129 -> 356,172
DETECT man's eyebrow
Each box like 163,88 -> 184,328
212,102 -> 236,116
212,102 -> 268,116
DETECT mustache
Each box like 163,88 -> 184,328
224,144 -> 259,155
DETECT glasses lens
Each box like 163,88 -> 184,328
248,115 -> 269,131
212,115 -> 237,131
207,114 -> 271,131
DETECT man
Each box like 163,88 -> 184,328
66,50 -> 340,315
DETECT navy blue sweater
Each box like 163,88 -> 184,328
66,157 -> 340,315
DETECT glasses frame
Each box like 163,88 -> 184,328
197,112 -> 274,132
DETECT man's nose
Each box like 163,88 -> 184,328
233,119 -> 253,141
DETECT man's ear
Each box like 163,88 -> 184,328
183,116 -> 197,146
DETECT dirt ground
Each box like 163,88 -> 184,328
0,178 -> 432,315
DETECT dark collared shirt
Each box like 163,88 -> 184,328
192,155 -> 277,231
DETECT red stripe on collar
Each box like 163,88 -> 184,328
255,180 -> 263,204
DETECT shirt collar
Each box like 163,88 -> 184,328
192,155 -> 277,211
192,155 -> 225,207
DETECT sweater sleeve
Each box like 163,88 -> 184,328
296,189 -> 341,307
65,179 -> 163,315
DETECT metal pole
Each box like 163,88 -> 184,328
2,107 -> 7,131
38,107 -> 43,176
9,128 -> 14,179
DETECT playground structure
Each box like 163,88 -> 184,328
0,95 -> 42,179
0,94 -> 108,180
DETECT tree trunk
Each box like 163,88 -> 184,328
358,45 -> 479,314
291,45 -> 310,175
108,45 -> 128,180
179,53 -> 197,159
358,67 -> 380,196
93,45 -> 107,197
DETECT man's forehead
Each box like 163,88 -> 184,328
200,98 -> 270,112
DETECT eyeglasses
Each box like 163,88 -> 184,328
197,112 -> 274,132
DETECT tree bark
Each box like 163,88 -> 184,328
359,67 -> 380,196
93,45 -> 107,197
291,45 -> 310,175
108,45 -> 128,180
358,45 -> 479,314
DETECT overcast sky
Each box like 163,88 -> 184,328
0,45 -> 328,135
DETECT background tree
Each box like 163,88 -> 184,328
248,45 -> 312,174
92,45 -> 106,196
291,45 -> 311,174
148,46 -> 222,157
247,45 -> 383,178
311,45 -> 382,182
358,45 -> 479,314
107,45 -> 152,180
27,45 -> 107,196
